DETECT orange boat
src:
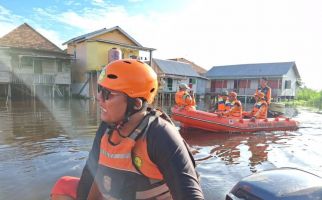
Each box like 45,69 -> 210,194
171,106 -> 299,133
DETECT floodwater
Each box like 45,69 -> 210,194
0,99 -> 322,200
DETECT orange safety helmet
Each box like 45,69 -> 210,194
98,59 -> 158,104
257,91 -> 265,99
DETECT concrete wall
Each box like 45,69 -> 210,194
196,78 -> 208,94
282,68 -> 298,97
86,41 -> 139,71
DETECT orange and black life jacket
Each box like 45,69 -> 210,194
175,91 -> 195,108
252,100 -> 268,119
89,110 -> 177,200
217,97 -> 226,111
256,86 -> 271,104
225,100 -> 242,118
225,100 -> 232,111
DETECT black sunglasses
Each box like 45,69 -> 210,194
98,85 -> 113,100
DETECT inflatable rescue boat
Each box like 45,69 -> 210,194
171,107 -> 299,133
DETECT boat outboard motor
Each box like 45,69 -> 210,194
268,110 -> 284,118
268,102 -> 285,118
226,167 -> 322,200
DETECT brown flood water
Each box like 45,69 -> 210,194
0,99 -> 322,200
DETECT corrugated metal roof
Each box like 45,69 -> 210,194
168,58 -> 207,75
153,58 -> 202,78
206,62 -> 300,78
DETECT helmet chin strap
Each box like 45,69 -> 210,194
107,97 -> 145,133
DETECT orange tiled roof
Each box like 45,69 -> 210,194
0,23 -> 62,52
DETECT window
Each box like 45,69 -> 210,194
268,80 -> 279,89
34,60 -> 42,74
167,78 -> 173,91
21,57 -> 33,67
285,80 -> 291,89
212,80 -> 227,88
129,55 -> 137,59
238,80 -> 250,88
189,78 -> 196,84
57,61 -> 63,72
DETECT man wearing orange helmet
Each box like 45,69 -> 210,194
222,92 -> 242,118
175,83 -> 196,110
51,59 -> 204,200
214,90 -> 231,113
243,92 -> 268,119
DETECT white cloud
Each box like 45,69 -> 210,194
1,0 -> 322,90
36,27 -> 65,49
0,5 -> 24,36
92,0 -> 104,4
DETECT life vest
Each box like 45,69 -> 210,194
225,100 -> 232,111
256,86 -> 271,104
89,110 -> 176,200
252,100 -> 268,119
217,97 -> 226,111
175,91 -> 195,109
224,100 -> 242,118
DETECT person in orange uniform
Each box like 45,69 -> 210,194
214,90 -> 231,113
256,77 -> 271,105
243,92 -> 268,119
50,60 -> 204,200
175,83 -> 196,110
222,92 -> 242,118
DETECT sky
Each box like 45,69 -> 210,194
1,0 -> 322,90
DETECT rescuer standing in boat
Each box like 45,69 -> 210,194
50,60 -> 204,200
256,77 -> 271,105
175,83 -> 196,110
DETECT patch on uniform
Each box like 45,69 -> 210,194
98,69 -> 106,82
133,156 -> 142,169
103,175 -> 112,192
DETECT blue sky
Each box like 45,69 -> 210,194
1,0 -> 322,90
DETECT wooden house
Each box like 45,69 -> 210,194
206,62 -> 301,99
63,26 -> 155,98
152,58 -> 209,96
0,23 -> 72,99
168,58 -> 207,76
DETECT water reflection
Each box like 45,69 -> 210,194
0,99 -> 100,200
0,99 -> 322,200
181,129 -> 287,171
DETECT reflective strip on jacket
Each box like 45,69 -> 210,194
217,97 -> 226,111
256,86 -> 271,104
175,91 -> 195,107
253,100 -> 268,119
224,100 -> 242,118
88,114 -> 172,200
